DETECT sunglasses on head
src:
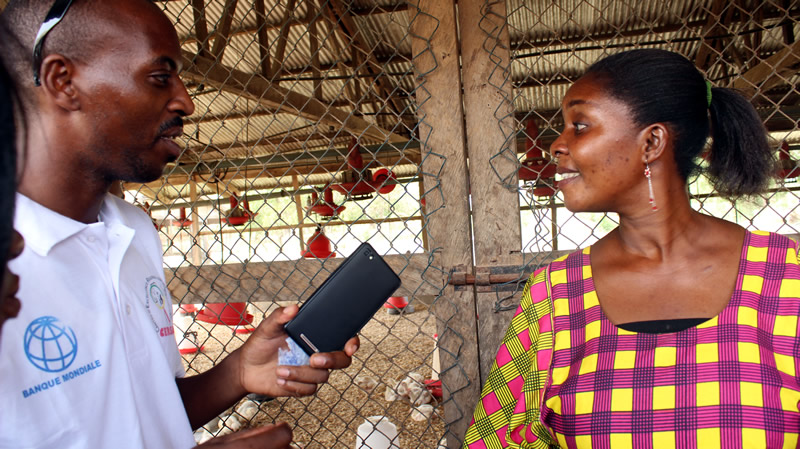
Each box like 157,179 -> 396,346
32,0 -> 74,86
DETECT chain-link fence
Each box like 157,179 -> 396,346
117,1 -> 800,448
478,0 -> 800,390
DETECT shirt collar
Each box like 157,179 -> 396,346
14,193 -> 126,257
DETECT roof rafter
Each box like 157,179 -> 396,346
732,39 -> 800,93
210,0 -> 240,61
325,0 -> 405,117
181,50 -> 406,144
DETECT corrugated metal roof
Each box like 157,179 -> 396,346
3,0 -> 794,201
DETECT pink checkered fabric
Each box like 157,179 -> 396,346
463,231 -> 800,448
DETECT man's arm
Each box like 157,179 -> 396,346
176,305 -> 359,429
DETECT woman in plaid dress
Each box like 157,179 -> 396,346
463,49 -> 799,448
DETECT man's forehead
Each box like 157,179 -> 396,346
90,3 -> 182,63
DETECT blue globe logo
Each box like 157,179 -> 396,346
23,316 -> 78,373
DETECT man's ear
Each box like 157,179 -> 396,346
39,54 -> 80,111
640,123 -> 669,164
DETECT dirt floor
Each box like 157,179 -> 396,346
178,301 -> 446,448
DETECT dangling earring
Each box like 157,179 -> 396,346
645,162 -> 657,211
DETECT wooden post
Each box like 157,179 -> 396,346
293,175 -> 305,252
418,178 -> 428,252
190,176 -> 203,265
410,1 -> 478,447
457,0 -> 522,384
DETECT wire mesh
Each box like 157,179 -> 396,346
131,1 -> 454,448
114,0 -> 800,448
505,0 -> 800,299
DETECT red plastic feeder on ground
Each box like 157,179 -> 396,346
178,331 -> 205,354
384,296 -> 414,315
178,303 -> 199,314
425,379 -> 443,399
195,302 -> 255,334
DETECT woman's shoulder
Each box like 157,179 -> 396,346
521,248 -> 590,305
746,229 -> 798,250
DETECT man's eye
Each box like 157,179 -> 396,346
574,123 -> 587,133
152,74 -> 171,84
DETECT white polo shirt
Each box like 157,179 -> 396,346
0,193 -> 195,449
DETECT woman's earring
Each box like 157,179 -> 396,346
645,162 -> 657,211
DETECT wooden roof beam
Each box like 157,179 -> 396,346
130,152 -> 419,198
732,39 -> 800,93
181,50 -> 406,143
326,0 -> 406,117
210,0 -> 239,61
183,131 -> 342,157
176,3 -> 409,45
309,7 -> 323,100
782,0 -> 796,45
190,0 -> 210,59
253,0 -> 271,77
267,0 -> 298,80
695,0 -> 730,71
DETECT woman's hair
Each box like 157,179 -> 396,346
584,48 -> 775,198
0,59 -> 18,266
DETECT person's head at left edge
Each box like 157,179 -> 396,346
0,0 -> 195,222
0,47 -> 25,340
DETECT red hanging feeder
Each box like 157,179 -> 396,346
307,188 -> 346,218
330,138 -> 397,199
223,193 -> 257,226
302,225 -> 336,259
778,141 -> 798,179
518,120 -> 557,196
172,207 -> 193,228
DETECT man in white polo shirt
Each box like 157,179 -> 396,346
0,1 -> 357,448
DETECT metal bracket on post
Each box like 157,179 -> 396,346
448,265 -> 530,292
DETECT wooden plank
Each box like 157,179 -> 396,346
181,50 -> 405,144
458,0 -> 523,386
732,40 -> 800,94
327,0 -> 405,116
189,177 -> 203,265
268,0 -> 298,79
292,175 -> 305,247
175,3 -> 409,45
409,1 -> 478,447
182,130 -> 342,156
165,253 -> 439,304
190,0 -> 210,59
130,152 -> 419,200
694,0 -> 727,71
418,178 -> 428,251
308,1 -> 323,100
253,0 -> 271,77
210,0 -> 239,61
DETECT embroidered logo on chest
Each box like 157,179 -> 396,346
144,276 -> 173,337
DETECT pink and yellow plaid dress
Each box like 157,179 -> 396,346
463,231 -> 800,448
